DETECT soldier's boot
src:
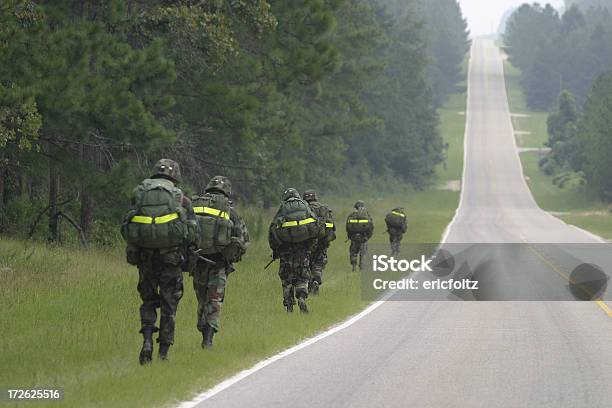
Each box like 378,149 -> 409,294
158,342 -> 170,361
297,297 -> 309,314
285,296 -> 294,313
139,329 -> 154,365
202,324 -> 215,349
310,281 -> 320,295
351,261 -> 356,272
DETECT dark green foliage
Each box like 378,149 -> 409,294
578,72 -> 612,199
504,3 -> 612,109
540,91 -> 584,180
0,0 -> 466,243
566,0 -> 612,11
422,0 -> 471,105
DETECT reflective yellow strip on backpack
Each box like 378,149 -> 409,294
194,207 -> 230,220
131,215 -> 153,224
282,217 -> 316,228
392,211 -> 406,218
155,213 -> 179,224
130,213 -> 178,224
325,223 -> 334,228
349,219 -> 370,223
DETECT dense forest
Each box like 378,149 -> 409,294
504,2 -> 612,200
0,0 -> 469,244
566,0 -> 612,11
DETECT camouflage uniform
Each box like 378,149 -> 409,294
347,201 -> 374,271
276,242 -> 313,306
303,190 -> 335,294
124,159 -> 197,364
386,208 -> 407,256
134,247 -> 185,346
269,188 -> 319,312
192,176 -> 249,348
193,209 -> 248,336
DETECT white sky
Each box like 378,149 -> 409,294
458,0 -> 565,36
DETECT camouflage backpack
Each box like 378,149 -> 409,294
192,192 -> 234,255
272,198 -> 324,244
346,207 -> 373,235
309,201 -> 336,243
121,178 -> 194,249
385,209 -> 406,230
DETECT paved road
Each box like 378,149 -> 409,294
187,39 -> 611,408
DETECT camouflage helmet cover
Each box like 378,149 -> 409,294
152,159 -> 181,183
303,189 -> 318,202
205,175 -> 232,196
282,188 -> 301,201
354,200 -> 365,209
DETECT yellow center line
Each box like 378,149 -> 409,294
525,244 -> 611,318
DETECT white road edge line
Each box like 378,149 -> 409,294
176,291 -> 396,408
175,42 -> 477,408
441,42 -> 474,243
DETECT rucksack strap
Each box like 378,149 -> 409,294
194,206 -> 230,220
281,217 -> 316,228
130,213 -> 179,224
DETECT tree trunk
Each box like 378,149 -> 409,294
80,187 -> 94,237
48,146 -> 60,242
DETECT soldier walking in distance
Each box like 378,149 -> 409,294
385,207 -> 407,256
303,190 -> 336,295
346,201 -> 374,271
191,176 -> 249,348
121,159 -> 198,365
269,189 -> 324,313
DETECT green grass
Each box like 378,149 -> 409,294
0,87 -> 467,408
501,51 -> 612,240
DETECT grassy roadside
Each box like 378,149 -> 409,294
502,56 -> 612,240
0,87 -> 466,408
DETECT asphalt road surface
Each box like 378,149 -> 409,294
186,39 -> 612,408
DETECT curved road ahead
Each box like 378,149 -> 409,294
183,39 -> 612,408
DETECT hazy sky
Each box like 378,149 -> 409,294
458,0 -> 564,36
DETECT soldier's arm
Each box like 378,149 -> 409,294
268,223 -> 280,252
182,196 -> 196,220
327,206 -> 336,231
230,208 -> 250,245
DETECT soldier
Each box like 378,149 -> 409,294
303,190 -> 336,295
122,159 -> 198,365
346,200 -> 374,271
191,176 -> 249,348
269,188 -> 323,313
385,207 -> 407,256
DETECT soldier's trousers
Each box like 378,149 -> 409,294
310,244 -> 328,285
389,232 -> 404,255
192,261 -> 227,333
349,240 -> 368,270
279,252 -> 310,306
137,249 -> 184,345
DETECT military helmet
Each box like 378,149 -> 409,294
205,175 -> 232,197
303,189 -> 318,202
394,207 -> 404,213
152,159 -> 181,183
282,188 -> 301,201
354,200 -> 365,209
